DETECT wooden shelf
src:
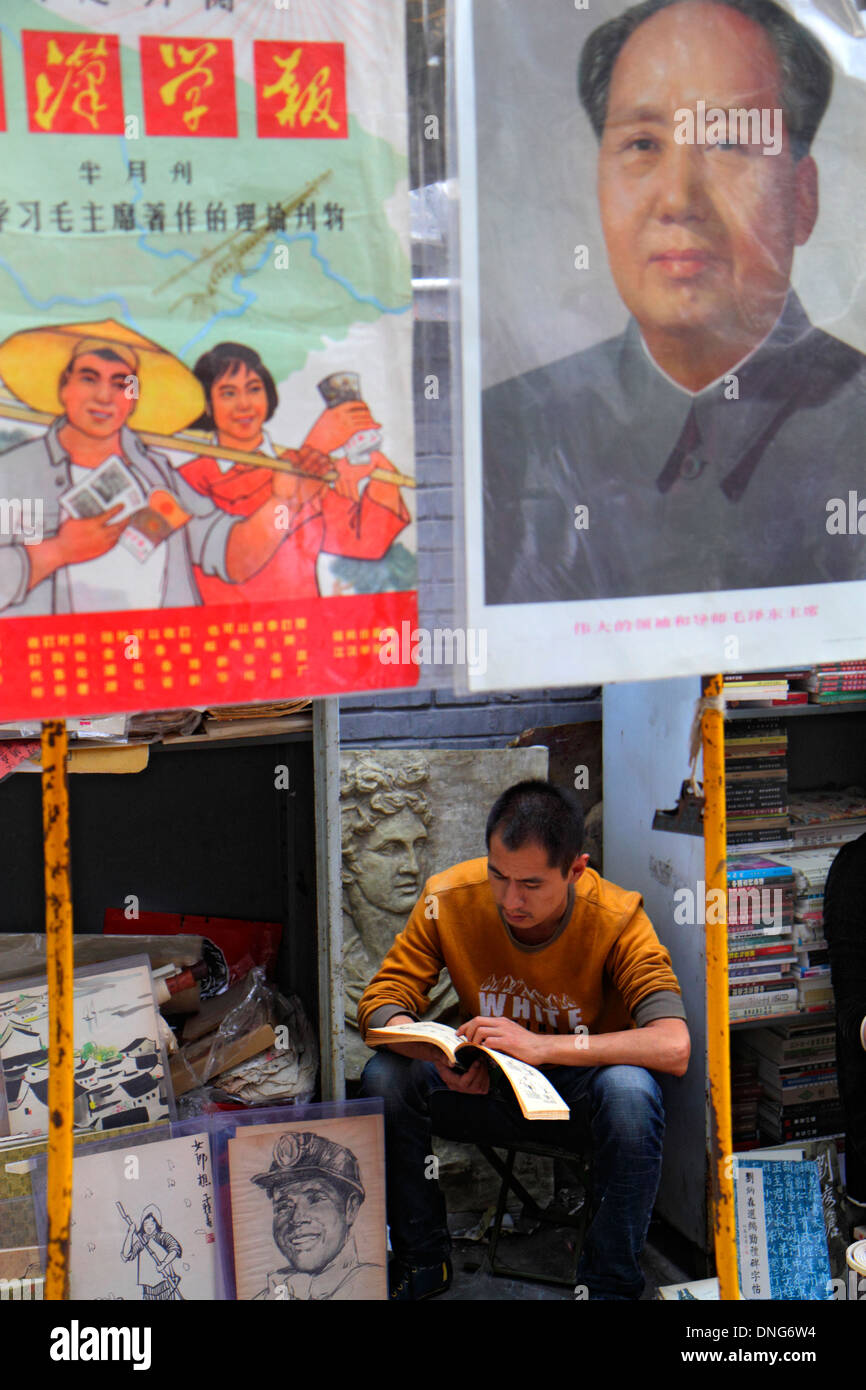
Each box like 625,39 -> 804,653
724,701 -> 866,720
155,719 -> 313,752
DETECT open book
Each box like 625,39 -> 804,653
61,456 -> 190,562
366,1020 -> 569,1121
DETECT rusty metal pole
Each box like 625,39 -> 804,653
41,720 -> 73,1300
702,674 -> 740,1300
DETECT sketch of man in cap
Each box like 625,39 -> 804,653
0,317 -> 332,616
251,1130 -> 382,1300
119,1202 -> 183,1302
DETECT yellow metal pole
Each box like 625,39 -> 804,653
42,720 -> 73,1301
701,674 -> 740,1300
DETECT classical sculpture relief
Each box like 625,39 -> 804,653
341,753 -> 457,1077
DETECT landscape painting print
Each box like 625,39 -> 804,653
68,1132 -> 217,1301
0,0 -> 416,719
228,1113 -> 386,1300
0,957 -> 169,1140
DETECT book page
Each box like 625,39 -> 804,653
476,1048 -> 569,1120
367,1020 -> 460,1063
60,456 -> 145,524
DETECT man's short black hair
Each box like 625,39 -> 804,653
59,347 -> 129,391
191,341 -> 279,431
486,780 -> 584,876
579,0 -> 833,161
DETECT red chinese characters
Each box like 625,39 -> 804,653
0,45 -> 6,133
22,31 -> 124,135
254,41 -> 347,139
140,37 -> 237,138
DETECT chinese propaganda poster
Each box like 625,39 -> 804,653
0,0 -> 416,718
457,0 -> 866,689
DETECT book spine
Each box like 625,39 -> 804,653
726,792 -> 789,808
727,832 -> 793,847
761,1097 -> 843,1119
727,801 -> 789,815
726,872 -> 795,885
728,1011 -> 795,1023
731,900 -> 794,909
762,1122 -> 844,1140
745,1037 -> 837,1062
725,760 -> 789,774
729,989 -> 798,1006
725,743 -> 788,755
724,719 -> 786,732
763,1084 -> 840,1105
729,967 -> 794,980
729,949 -> 795,961
772,1046 -> 838,1062
774,1060 -> 838,1077
726,778 -> 790,792
729,908 -> 795,922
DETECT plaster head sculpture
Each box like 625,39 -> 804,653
340,752 -> 432,965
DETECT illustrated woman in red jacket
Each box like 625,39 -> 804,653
180,342 -> 410,603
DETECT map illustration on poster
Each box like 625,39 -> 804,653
458,0 -> 866,689
0,0 -> 417,718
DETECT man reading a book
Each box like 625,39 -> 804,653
358,780 -> 690,1300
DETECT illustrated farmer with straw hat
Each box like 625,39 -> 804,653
0,318 -> 332,615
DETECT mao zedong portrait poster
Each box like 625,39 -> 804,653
468,0 -> 866,640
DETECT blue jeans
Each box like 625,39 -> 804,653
360,1051 -> 665,1300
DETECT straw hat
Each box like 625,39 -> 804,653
0,318 -> 205,435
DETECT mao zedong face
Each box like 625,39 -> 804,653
58,353 -> 137,439
272,1177 -> 360,1274
597,2 -> 818,366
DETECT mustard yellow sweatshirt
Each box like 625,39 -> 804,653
358,858 -> 685,1040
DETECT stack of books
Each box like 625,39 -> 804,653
723,673 -> 791,704
787,788 -> 866,850
727,856 -> 797,1021
730,1053 -> 764,1150
724,720 -> 792,853
722,670 -> 812,707
806,661 -> 866,704
766,847 -> 838,1013
736,1021 -> 841,1144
